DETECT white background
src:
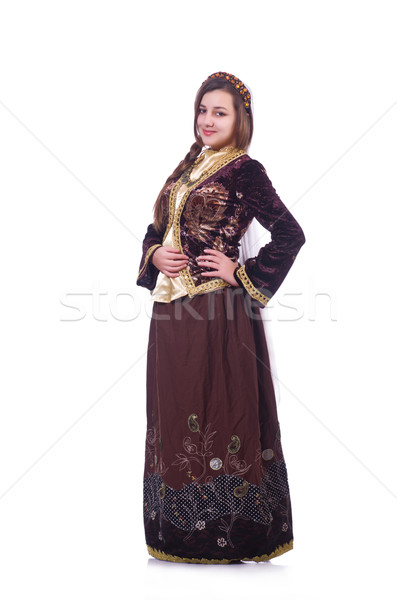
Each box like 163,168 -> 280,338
0,1 -> 396,598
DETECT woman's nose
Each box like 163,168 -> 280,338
205,113 -> 214,127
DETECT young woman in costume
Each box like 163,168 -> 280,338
137,71 -> 305,563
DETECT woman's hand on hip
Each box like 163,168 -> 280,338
151,246 -> 189,278
196,248 -> 239,287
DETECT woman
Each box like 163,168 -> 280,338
136,72 -> 305,564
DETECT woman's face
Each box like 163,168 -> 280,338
196,90 -> 237,150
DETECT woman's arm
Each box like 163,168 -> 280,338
136,223 -> 164,290
136,224 -> 189,289
232,159 -> 306,307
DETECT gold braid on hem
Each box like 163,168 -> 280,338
137,244 -> 162,281
146,539 -> 293,564
235,265 -> 270,307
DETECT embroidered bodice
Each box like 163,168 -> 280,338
151,146 -> 237,302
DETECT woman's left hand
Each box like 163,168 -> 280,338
196,248 -> 240,287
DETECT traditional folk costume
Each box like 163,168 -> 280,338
137,142 -> 305,564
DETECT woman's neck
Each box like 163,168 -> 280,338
202,144 -> 237,153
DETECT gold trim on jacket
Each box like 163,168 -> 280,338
235,265 -> 271,306
137,244 -> 162,281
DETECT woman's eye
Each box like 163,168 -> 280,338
198,109 -> 226,116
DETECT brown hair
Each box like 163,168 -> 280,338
152,76 -> 254,232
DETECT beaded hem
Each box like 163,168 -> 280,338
146,539 -> 293,564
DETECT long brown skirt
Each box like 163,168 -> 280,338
143,287 -> 293,563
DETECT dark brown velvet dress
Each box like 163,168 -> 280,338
138,149 -> 305,563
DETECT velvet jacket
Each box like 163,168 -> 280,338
136,149 -> 305,308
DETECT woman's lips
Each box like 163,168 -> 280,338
203,130 -> 216,136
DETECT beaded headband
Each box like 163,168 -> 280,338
204,71 -> 251,114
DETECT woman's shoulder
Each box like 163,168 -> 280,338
232,153 -> 268,180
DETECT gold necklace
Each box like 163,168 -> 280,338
179,155 -> 205,186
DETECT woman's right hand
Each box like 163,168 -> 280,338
151,246 -> 189,278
